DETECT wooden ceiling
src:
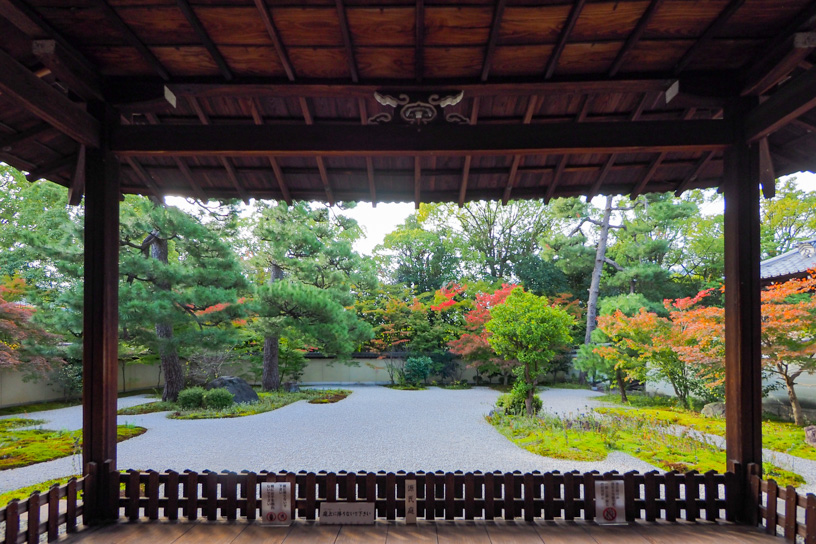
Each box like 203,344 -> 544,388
1,0 -> 816,206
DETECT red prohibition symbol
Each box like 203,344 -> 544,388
278,512 -> 288,522
266,512 -> 277,522
602,507 -> 617,521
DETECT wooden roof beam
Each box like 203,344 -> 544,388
502,95 -> 539,204
254,0 -> 295,81
458,97 -> 480,207
113,120 -> 732,157
68,145 -> 85,206
587,154 -> 616,200
674,150 -> 714,196
89,0 -> 170,81
481,0 -> 507,82
188,97 -> 248,203
673,0 -> 746,75
0,48 -> 99,147
631,152 -> 665,199
248,98 -> 291,204
300,97 -> 334,205
26,154 -> 77,182
742,32 -> 816,96
0,122 -> 52,151
415,0 -> 424,82
745,64 -> 816,141
545,154 -> 568,204
608,0 -> 665,77
32,40 -> 103,101
144,113 -> 208,202
124,157 -> 161,196
335,0 -> 359,83
176,0 -> 233,81
358,97 -> 376,205
544,0 -> 586,79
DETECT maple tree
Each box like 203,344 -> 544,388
0,276 -> 63,372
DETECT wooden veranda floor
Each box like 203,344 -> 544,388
60,519 -> 783,543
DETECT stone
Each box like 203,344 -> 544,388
805,426 -> 816,448
283,381 -> 299,393
701,402 -> 726,419
205,376 -> 259,404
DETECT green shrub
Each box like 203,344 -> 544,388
177,387 -> 205,409
496,381 -> 542,415
402,356 -> 434,385
202,387 -> 234,409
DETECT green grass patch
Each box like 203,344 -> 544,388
488,411 -> 804,488
118,389 -> 351,419
383,384 -> 427,391
0,475 -> 78,505
0,400 -> 80,416
597,406 -> 816,461
542,382 -> 591,390
1,422 -> 146,470
440,381 -> 472,390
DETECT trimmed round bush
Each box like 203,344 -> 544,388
177,387 -> 205,409
496,390 -> 542,416
203,387 -> 234,409
402,356 -> 433,385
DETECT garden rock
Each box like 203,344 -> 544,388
806,426 -> 816,448
205,376 -> 258,404
283,382 -> 299,393
701,402 -> 726,418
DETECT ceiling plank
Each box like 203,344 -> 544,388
0,48 -> 99,147
745,65 -> 816,141
415,0 -> 424,82
31,40 -> 103,101
481,0 -> 507,82
89,0 -> 170,81
300,97 -> 334,205
608,0 -> 665,77
335,0 -> 359,83
673,0 -> 746,75
253,0 -> 295,81
674,150 -> 714,196
176,0 -> 233,81
458,97 -> 480,207
544,0 -> 587,79
112,120 -> 733,157
248,97 -> 290,204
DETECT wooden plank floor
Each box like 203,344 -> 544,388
58,519 -> 785,543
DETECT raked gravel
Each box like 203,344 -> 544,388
1,386 -> 662,493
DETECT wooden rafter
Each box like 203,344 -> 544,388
587,154 -> 617,199
247,98 -> 291,205
0,48 -> 99,147
544,0 -> 586,79
188,97 -> 248,203
415,0 -> 425,82
631,152 -> 665,199
299,97 -> 334,205
31,40 -> 103,101
358,97 -> 376,205
759,137 -> 776,199
458,97 -> 480,207
176,0 -> 233,81
745,64 -> 816,141
26,154 -> 77,182
335,0 -> 359,83
89,0 -> 170,81
545,155 -> 568,203
673,0 -> 746,75
502,96 -> 539,204
481,0 -> 507,82
144,113 -> 208,202
674,151 -> 714,197
68,144 -> 86,206
0,122 -> 51,151
608,0 -> 665,77
254,0 -> 295,81
125,157 -> 160,196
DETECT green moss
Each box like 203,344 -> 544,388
0,476 -> 78,505
383,384 -> 427,391
117,401 -> 177,415
0,401 -> 80,416
0,423 -> 145,470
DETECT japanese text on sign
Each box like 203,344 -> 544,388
405,479 -> 417,525
260,482 -> 292,526
319,502 -> 375,525
595,480 -> 626,525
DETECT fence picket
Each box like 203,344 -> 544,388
766,480 -> 779,534
27,492 -> 40,544
786,485 -> 798,541
166,471 -> 179,521
5,500 -> 19,544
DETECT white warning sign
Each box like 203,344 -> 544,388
594,480 -> 626,525
260,482 -> 293,526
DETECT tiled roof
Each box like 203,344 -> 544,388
760,240 -> 816,280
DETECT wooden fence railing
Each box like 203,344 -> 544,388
116,468 -> 736,523
0,475 -> 85,544
753,472 -> 816,543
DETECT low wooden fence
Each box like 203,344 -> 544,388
1,476 -> 85,544
754,473 -> 816,543
116,468 -> 736,522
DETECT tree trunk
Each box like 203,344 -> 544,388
785,375 -> 805,426
616,369 -> 628,403
584,195 -> 614,344
151,237 -> 184,402
262,263 -> 285,391
262,334 -> 281,391
524,364 -> 534,416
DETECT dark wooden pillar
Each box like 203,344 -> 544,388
82,102 -> 120,524
722,99 -> 763,525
